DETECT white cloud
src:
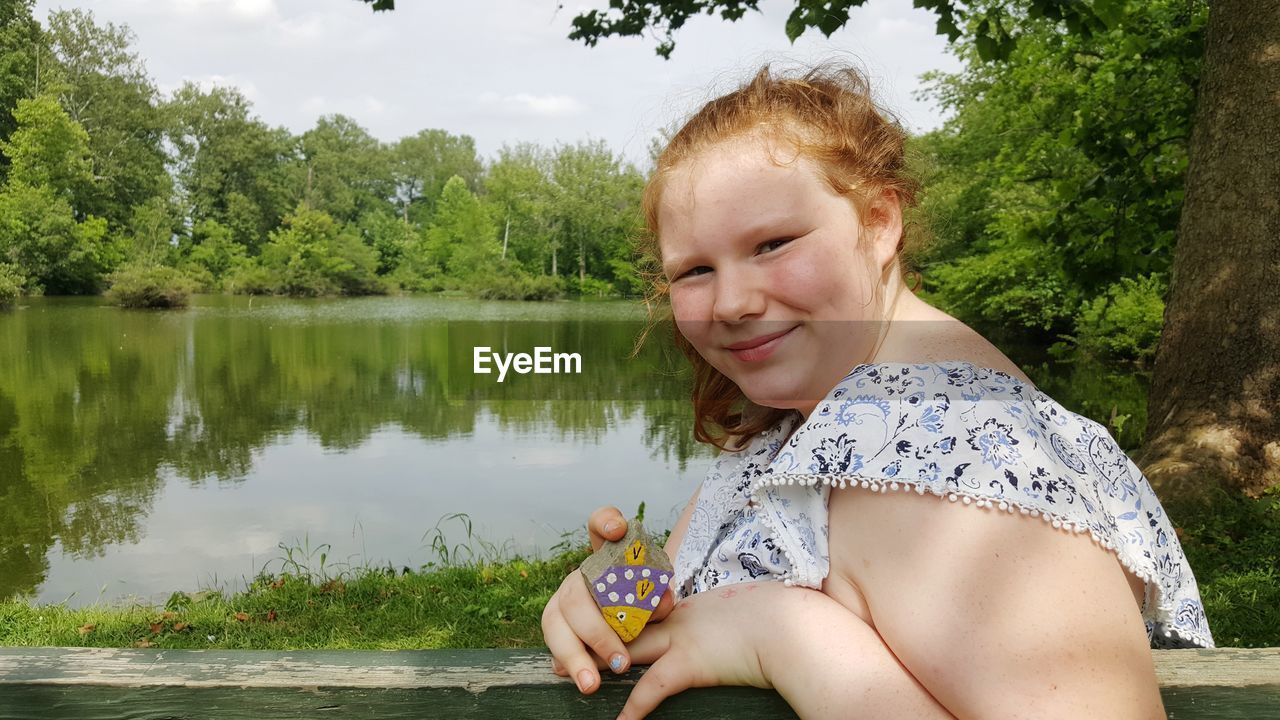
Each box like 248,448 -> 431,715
302,95 -> 327,114
876,17 -> 923,35
230,0 -> 278,21
478,91 -> 587,118
168,0 -> 279,22
278,14 -> 327,45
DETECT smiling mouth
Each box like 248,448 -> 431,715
725,326 -> 798,362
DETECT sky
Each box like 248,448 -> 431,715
32,0 -> 965,168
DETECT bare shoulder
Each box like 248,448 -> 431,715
825,488 -> 1162,717
880,297 -> 1035,386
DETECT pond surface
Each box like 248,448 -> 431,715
0,295 -> 1146,606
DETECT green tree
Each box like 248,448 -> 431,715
260,206 -> 382,296
564,1 -> 1111,61
392,129 -> 482,225
481,143 -> 558,272
359,208 -> 419,275
300,114 -> 393,223
0,95 -> 113,293
914,0 -> 1204,347
422,175 -> 499,278
549,140 -> 644,295
42,9 -> 170,229
125,195 -> 180,265
166,82 -> 299,256
0,94 -> 93,203
180,218 -> 247,289
0,0 -> 42,182
0,183 -> 111,294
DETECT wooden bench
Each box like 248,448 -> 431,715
0,647 -> 1277,718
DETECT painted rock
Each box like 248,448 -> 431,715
578,520 -> 673,642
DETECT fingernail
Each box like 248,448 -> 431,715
603,520 -> 619,534
576,669 -> 594,692
609,653 -> 626,673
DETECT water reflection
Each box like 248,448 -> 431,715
0,296 -> 705,603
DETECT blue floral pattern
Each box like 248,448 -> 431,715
673,361 -> 1214,649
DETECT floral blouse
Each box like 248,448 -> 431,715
673,360 -> 1214,649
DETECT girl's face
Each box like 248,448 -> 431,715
657,135 -> 900,418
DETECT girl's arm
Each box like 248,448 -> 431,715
757,586 -> 955,719
824,487 -> 1166,719
618,582 -> 955,720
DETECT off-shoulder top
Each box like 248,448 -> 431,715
672,361 -> 1214,649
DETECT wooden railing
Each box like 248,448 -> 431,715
0,647 -> 1277,718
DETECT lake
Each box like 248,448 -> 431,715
0,294 -> 1147,606
0,295 -> 710,606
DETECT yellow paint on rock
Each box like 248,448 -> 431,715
601,605 -> 652,642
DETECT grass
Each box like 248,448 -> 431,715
1,495 -> 1276,650
1176,486 -> 1280,648
0,515 -> 592,650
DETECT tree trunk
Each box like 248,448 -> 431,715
502,215 -> 509,260
1137,0 -> 1280,501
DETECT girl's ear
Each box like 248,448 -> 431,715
864,189 -> 904,274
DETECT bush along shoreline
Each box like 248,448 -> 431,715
1,490 -> 1277,650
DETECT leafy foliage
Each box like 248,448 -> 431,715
563,0 -> 1115,60
915,0 -> 1205,363
1,95 -> 94,203
42,9 -> 171,229
258,206 -> 384,297
0,263 -> 22,307
166,83 -> 298,255
104,263 -> 198,308
0,183 -> 112,295
0,0 -> 42,180
1063,273 -> 1167,364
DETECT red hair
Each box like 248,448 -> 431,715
631,62 -> 930,452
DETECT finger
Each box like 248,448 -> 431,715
541,592 -> 603,694
618,656 -> 693,720
588,506 -> 628,550
648,587 -> 677,623
562,575 -> 631,674
618,620 -> 671,667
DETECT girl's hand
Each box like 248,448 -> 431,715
615,580 -> 791,720
541,506 -> 677,694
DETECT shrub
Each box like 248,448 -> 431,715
259,208 -> 384,297
1068,274 -> 1167,364
923,240 -> 1081,335
104,263 -> 198,309
472,272 -> 565,301
223,262 -> 277,296
573,276 -> 615,298
0,263 -> 23,308
387,265 -> 446,294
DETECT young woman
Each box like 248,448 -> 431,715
542,62 -> 1212,720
